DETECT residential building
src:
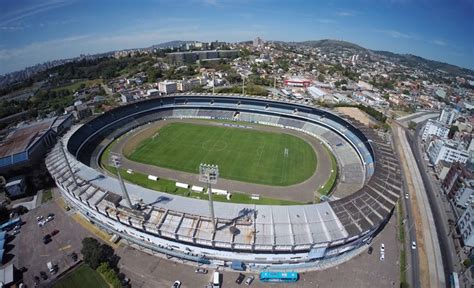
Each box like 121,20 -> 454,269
74,104 -> 92,120
442,162 -> 473,199
120,92 -> 135,103
439,107 -> 458,125
427,139 -> 469,165
454,184 -> 473,209
167,50 -> 238,64
308,86 -> 326,99
158,81 -> 177,94
457,204 -> 474,247
422,119 -> 450,141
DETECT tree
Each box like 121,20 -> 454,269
408,121 -> 417,130
318,74 -> 325,82
81,237 -> 120,269
81,237 -> 102,269
448,125 -> 459,139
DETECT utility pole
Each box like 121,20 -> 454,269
59,141 -> 78,186
110,153 -> 133,208
199,163 -> 219,232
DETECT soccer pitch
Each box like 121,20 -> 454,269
127,122 -> 317,186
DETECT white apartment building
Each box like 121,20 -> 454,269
158,81 -> 177,94
426,139 -> 469,165
457,204 -> 474,247
455,185 -> 474,209
422,119 -> 450,141
439,107 -> 458,125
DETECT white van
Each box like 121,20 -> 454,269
212,272 -> 220,288
47,262 -> 55,274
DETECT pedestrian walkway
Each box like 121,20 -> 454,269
71,212 -> 120,249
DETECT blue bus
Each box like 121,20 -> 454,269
259,271 -> 298,282
449,272 -> 459,288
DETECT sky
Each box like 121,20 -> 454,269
0,0 -> 473,75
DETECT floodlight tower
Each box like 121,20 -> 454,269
59,141 -> 78,186
212,73 -> 215,95
242,76 -> 245,96
110,153 -> 133,208
199,163 -> 219,232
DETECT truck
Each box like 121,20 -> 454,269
212,272 -> 220,288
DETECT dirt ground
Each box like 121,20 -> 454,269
336,107 -> 379,127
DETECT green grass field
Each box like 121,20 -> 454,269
126,122 -> 317,186
318,145 -> 338,196
53,264 -> 108,288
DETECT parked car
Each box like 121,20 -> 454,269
405,193 -> 409,199
380,243 -> 385,253
411,241 -> 417,250
39,271 -> 48,280
236,273 -> 245,284
368,246 -> 373,254
380,252 -> 385,261
47,213 -> 55,218
244,275 -> 255,285
36,216 -> 43,222
43,234 -> 51,244
46,215 -> 54,222
51,230 -> 59,236
70,252 -> 78,261
172,280 -> 181,288
195,268 -> 208,274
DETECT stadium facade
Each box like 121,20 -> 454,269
45,95 -> 401,270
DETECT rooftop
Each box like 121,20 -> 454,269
0,118 -> 55,157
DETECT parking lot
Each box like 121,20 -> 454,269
8,196 -> 90,287
116,209 -> 400,288
4,189 -> 400,288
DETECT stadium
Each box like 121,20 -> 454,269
45,94 -> 401,270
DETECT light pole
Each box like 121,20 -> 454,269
212,72 -> 215,95
199,163 -> 219,232
110,153 -> 133,208
59,141 -> 78,186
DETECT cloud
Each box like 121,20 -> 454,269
0,0 -> 72,27
316,19 -> 337,24
337,11 -> 354,17
432,39 -> 447,46
375,29 -> 413,39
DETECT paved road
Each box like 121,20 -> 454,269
393,122 -> 444,287
407,120 -> 459,280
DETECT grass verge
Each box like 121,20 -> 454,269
53,264 -> 108,288
42,189 -> 53,203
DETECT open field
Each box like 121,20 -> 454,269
126,122 -> 317,186
53,264 -> 108,288
51,79 -> 103,93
